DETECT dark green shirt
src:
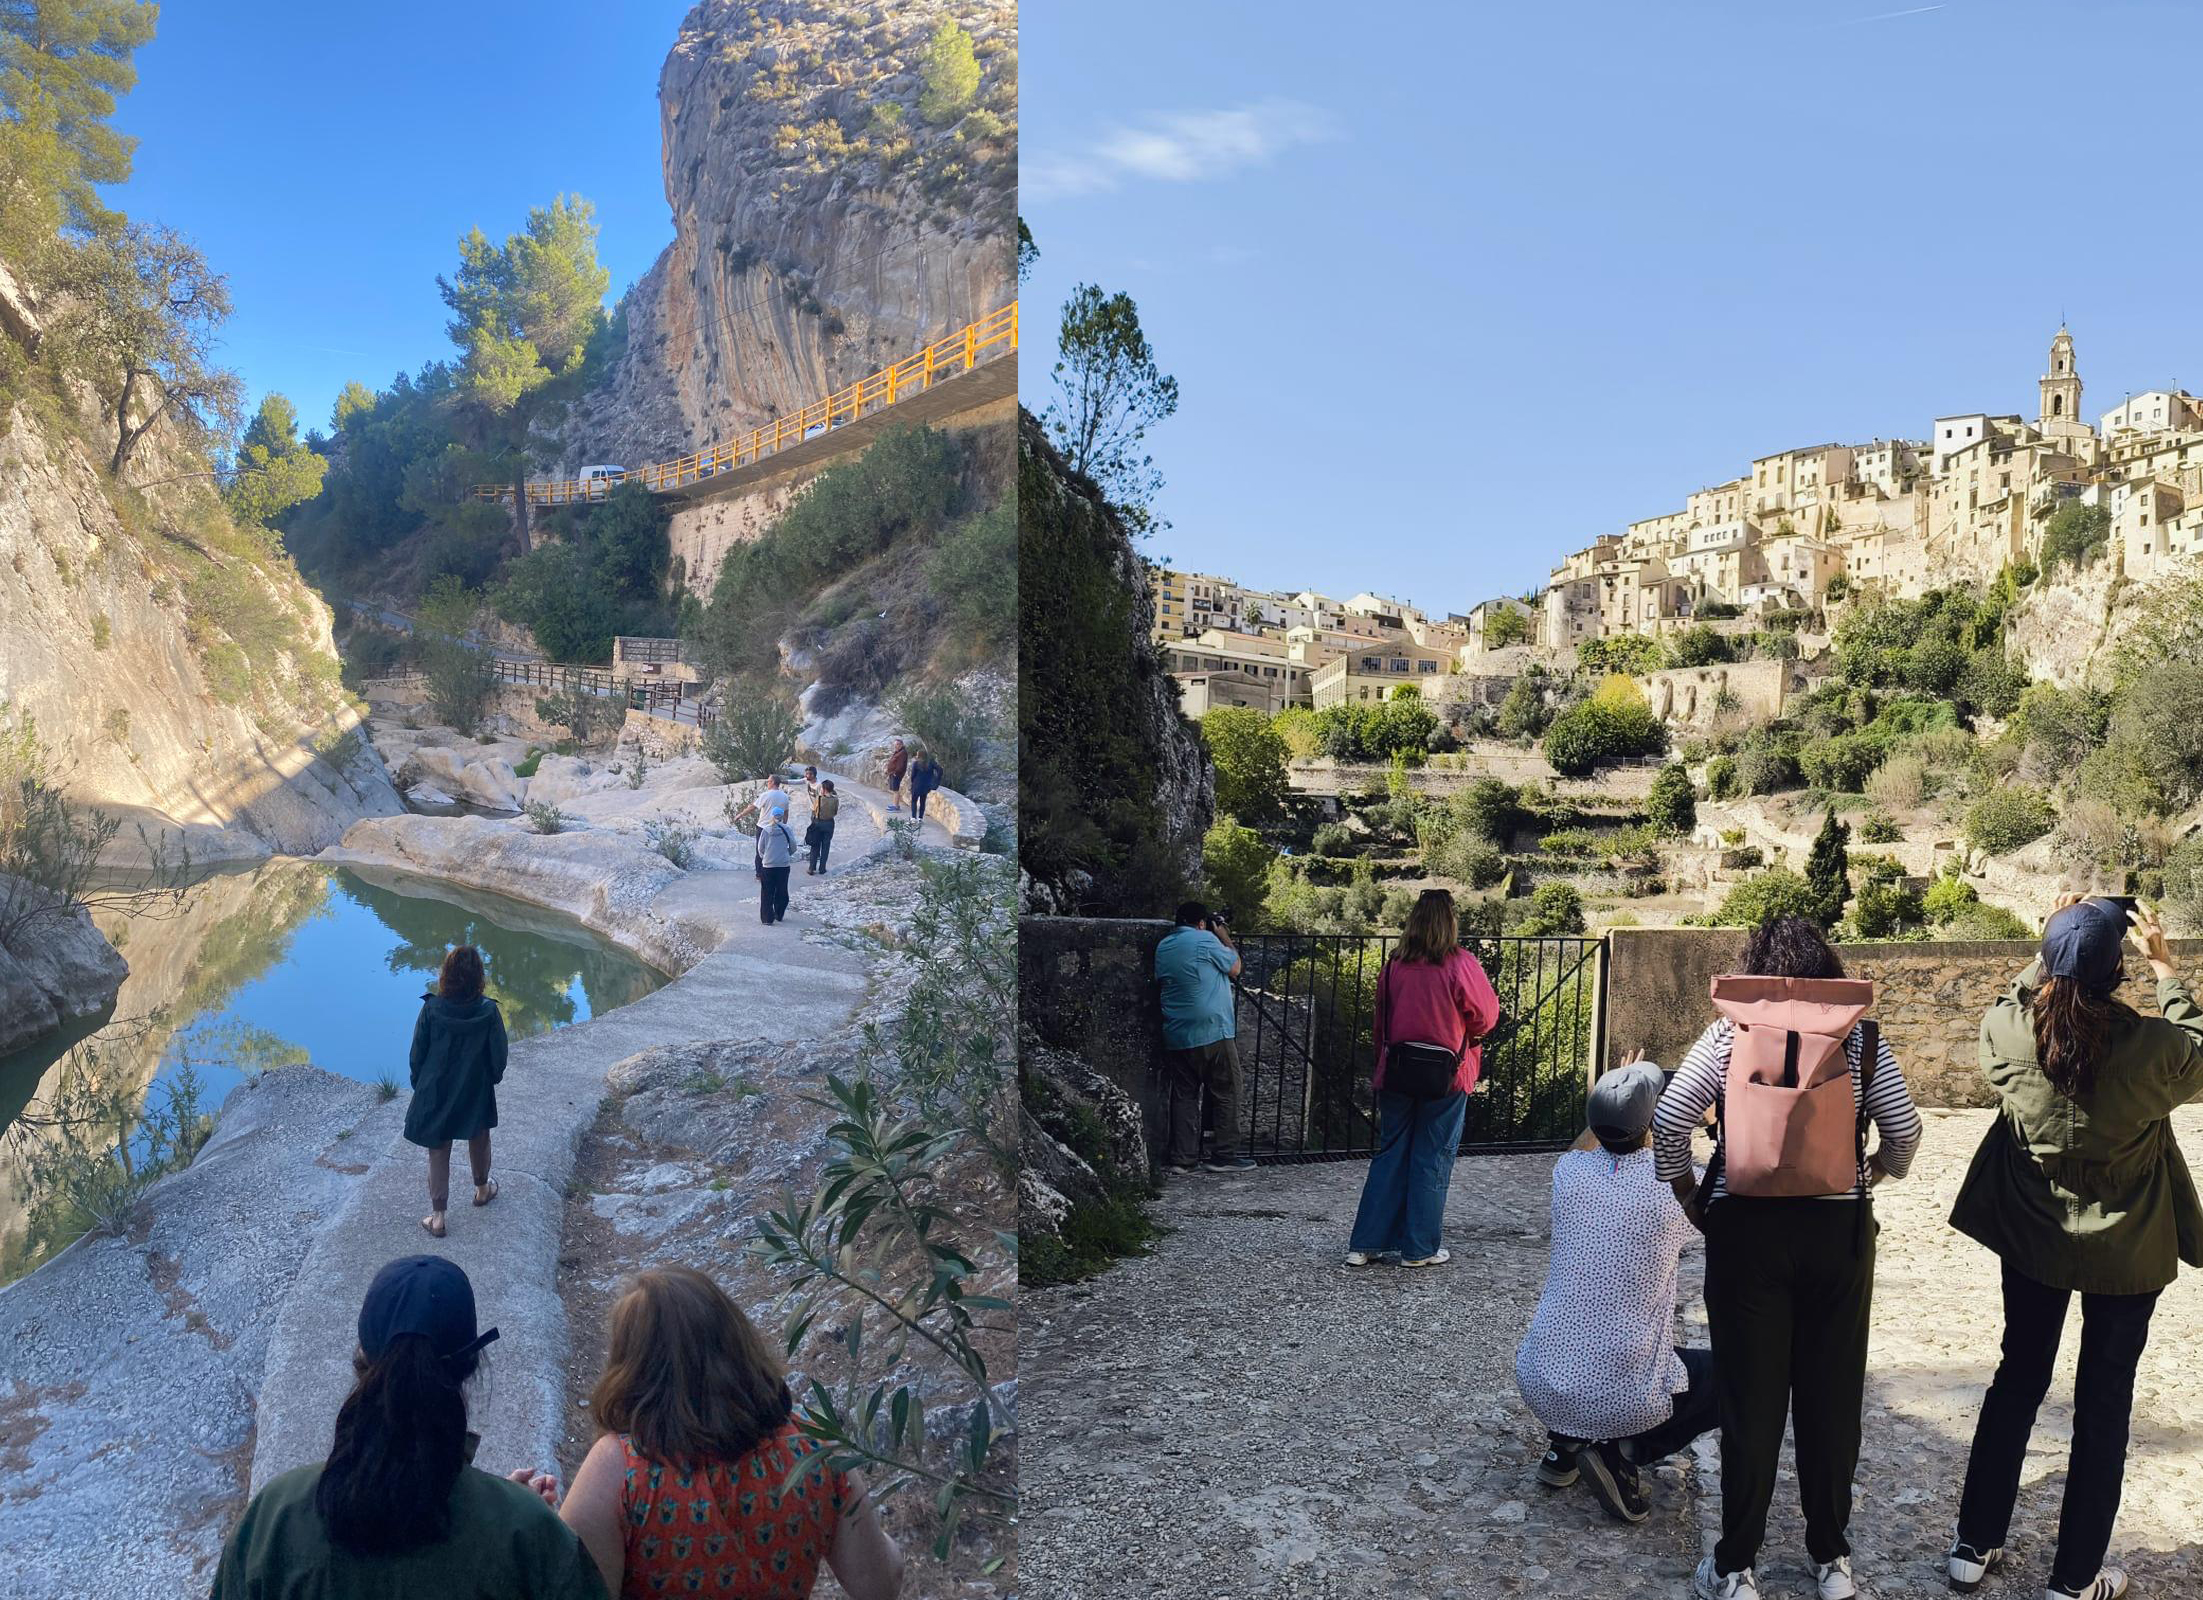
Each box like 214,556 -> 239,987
211,1463 -> 607,1600
405,993 -> 507,1147
1950,958 -> 2203,1295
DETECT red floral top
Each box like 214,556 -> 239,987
617,1420 -> 849,1597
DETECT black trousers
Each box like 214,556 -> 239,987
807,820 -> 834,872
758,866 -> 790,923
1703,1197 -> 1876,1574
1161,1038 -> 1241,1166
1956,1261 -> 2161,1592
1623,1346 -> 1721,1465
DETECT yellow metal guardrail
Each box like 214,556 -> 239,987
473,300 -> 1018,507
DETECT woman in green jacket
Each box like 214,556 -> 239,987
1946,896 -> 2203,1600
407,945 -> 508,1238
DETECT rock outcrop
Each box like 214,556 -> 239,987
0,394 -> 402,862
544,0 -> 1016,476
1017,409 -> 1214,914
0,881 -> 129,1055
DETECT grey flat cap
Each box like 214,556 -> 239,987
1588,1060 -> 1666,1141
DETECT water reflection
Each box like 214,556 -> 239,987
0,858 -> 663,1281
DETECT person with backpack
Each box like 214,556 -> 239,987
754,811 -> 798,925
805,779 -> 840,875
1649,913 -> 1922,1600
1943,896 -> 2203,1600
1516,1051 -> 1719,1524
1343,889 -> 1501,1270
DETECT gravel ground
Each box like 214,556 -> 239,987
1024,1108 -> 2203,1600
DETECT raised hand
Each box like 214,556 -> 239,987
2128,902 -> 2177,979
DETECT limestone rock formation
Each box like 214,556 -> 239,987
1018,1028 -> 1152,1263
1017,410 -> 1215,914
0,880 -> 129,1055
542,0 -> 1017,477
0,397 -> 402,860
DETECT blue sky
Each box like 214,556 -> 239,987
109,1 -> 690,435
1022,0 -> 2203,614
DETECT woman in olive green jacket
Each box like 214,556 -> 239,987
1945,896 -> 2203,1600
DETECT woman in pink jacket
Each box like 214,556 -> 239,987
1346,889 -> 1502,1268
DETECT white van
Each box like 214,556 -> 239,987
580,464 -> 628,497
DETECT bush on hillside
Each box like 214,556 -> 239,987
896,684 -> 998,790
1966,786 -> 2056,856
1202,816 -> 1275,925
1309,821 -> 1354,857
2040,502 -> 2112,571
1705,754 -> 1740,800
1200,706 -> 1289,822
1427,833 -> 1506,889
701,690 -> 802,783
1542,676 -> 1665,777
1517,882 -> 1586,937
1799,732 -> 1884,794
1646,763 -> 1696,835
1709,867 -> 1822,928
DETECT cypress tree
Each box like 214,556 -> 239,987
1804,808 -> 1851,931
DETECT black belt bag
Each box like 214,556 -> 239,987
1386,1039 -> 1463,1100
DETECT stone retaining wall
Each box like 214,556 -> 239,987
1020,916 -> 1173,1156
1606,926 -> 2203,1107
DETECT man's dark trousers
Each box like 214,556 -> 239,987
1163,1037 -> 1241,1165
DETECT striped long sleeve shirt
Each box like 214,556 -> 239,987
1651,1019 -> 1923,1204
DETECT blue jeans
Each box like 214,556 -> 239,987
1347,1088 -> 1467,1260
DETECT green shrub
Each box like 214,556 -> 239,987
1645,762 -> 1696,834
1734,741 -> 1798,796
1517,882 -> 1585,936
1710,867 -> 1822,927
1799,733 -> 1884,794
643,819 -> 695,868
1857,812 -> 1902,844
1428,834 -> 1506,889
1923,873 -> 1976,924
1966,786 -> 2056,856
1848,859 -> 1924,939
701,690 -> 802,783
895,684 -> 998,789
1309,821 -> 1354,857
524,799 -> 564,835
1201,706 -> 1289,822
511,749 -> 543,779
1202,816 -> 1275,924
2040,501 -> 2111,571
1705,754 -> 1740,800
1943,901 -> 2035,940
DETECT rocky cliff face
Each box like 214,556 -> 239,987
0,389 -> 401,862
545,0 -> 1016,475
1018,410 -> 1214,915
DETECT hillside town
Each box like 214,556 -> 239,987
1155,327 -> 2203,721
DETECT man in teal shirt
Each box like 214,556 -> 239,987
1154,902 -> 1254,1172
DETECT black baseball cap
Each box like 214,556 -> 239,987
359,1255 -> 499,1365
2042,898 -> 2128,995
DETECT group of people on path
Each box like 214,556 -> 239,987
212,1256 -> 905,1599
1153,887 -> 2203,1600
730,767 -> 840,925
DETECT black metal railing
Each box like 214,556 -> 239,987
1230,931 -> 1606,1161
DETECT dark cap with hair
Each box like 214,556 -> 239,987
2043,898 -> 2127,994
359,1255 -> 498,1365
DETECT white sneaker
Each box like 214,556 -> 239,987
1400,1247 -> 1451,1268
1947,1535 -> 2003,1591
1815,1555 -> 1855,1599
2049,1570 -> 2128,1600
1343,1250 -> 1374,1267
1694,1556 -> 1759,1600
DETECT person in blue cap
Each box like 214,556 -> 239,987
1516,1050 -> 1717,1526
212,1255 -> 604,1599
1946,895 -> 2203,1600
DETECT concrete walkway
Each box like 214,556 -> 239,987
249,769 -> 952,1491
1024,1110 -> 2203,1600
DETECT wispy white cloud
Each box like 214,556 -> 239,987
1025,99 -> 1340,203
1821,3 -> 1946,26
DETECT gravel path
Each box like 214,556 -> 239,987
1024,1108 -> 2203,1599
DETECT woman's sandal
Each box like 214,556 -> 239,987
421,1213 -> 446,1238
473,1178 -> 498,1208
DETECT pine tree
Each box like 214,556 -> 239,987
1804,808 -> 1851,930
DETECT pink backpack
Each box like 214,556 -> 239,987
1709,975 -> 1878,1198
